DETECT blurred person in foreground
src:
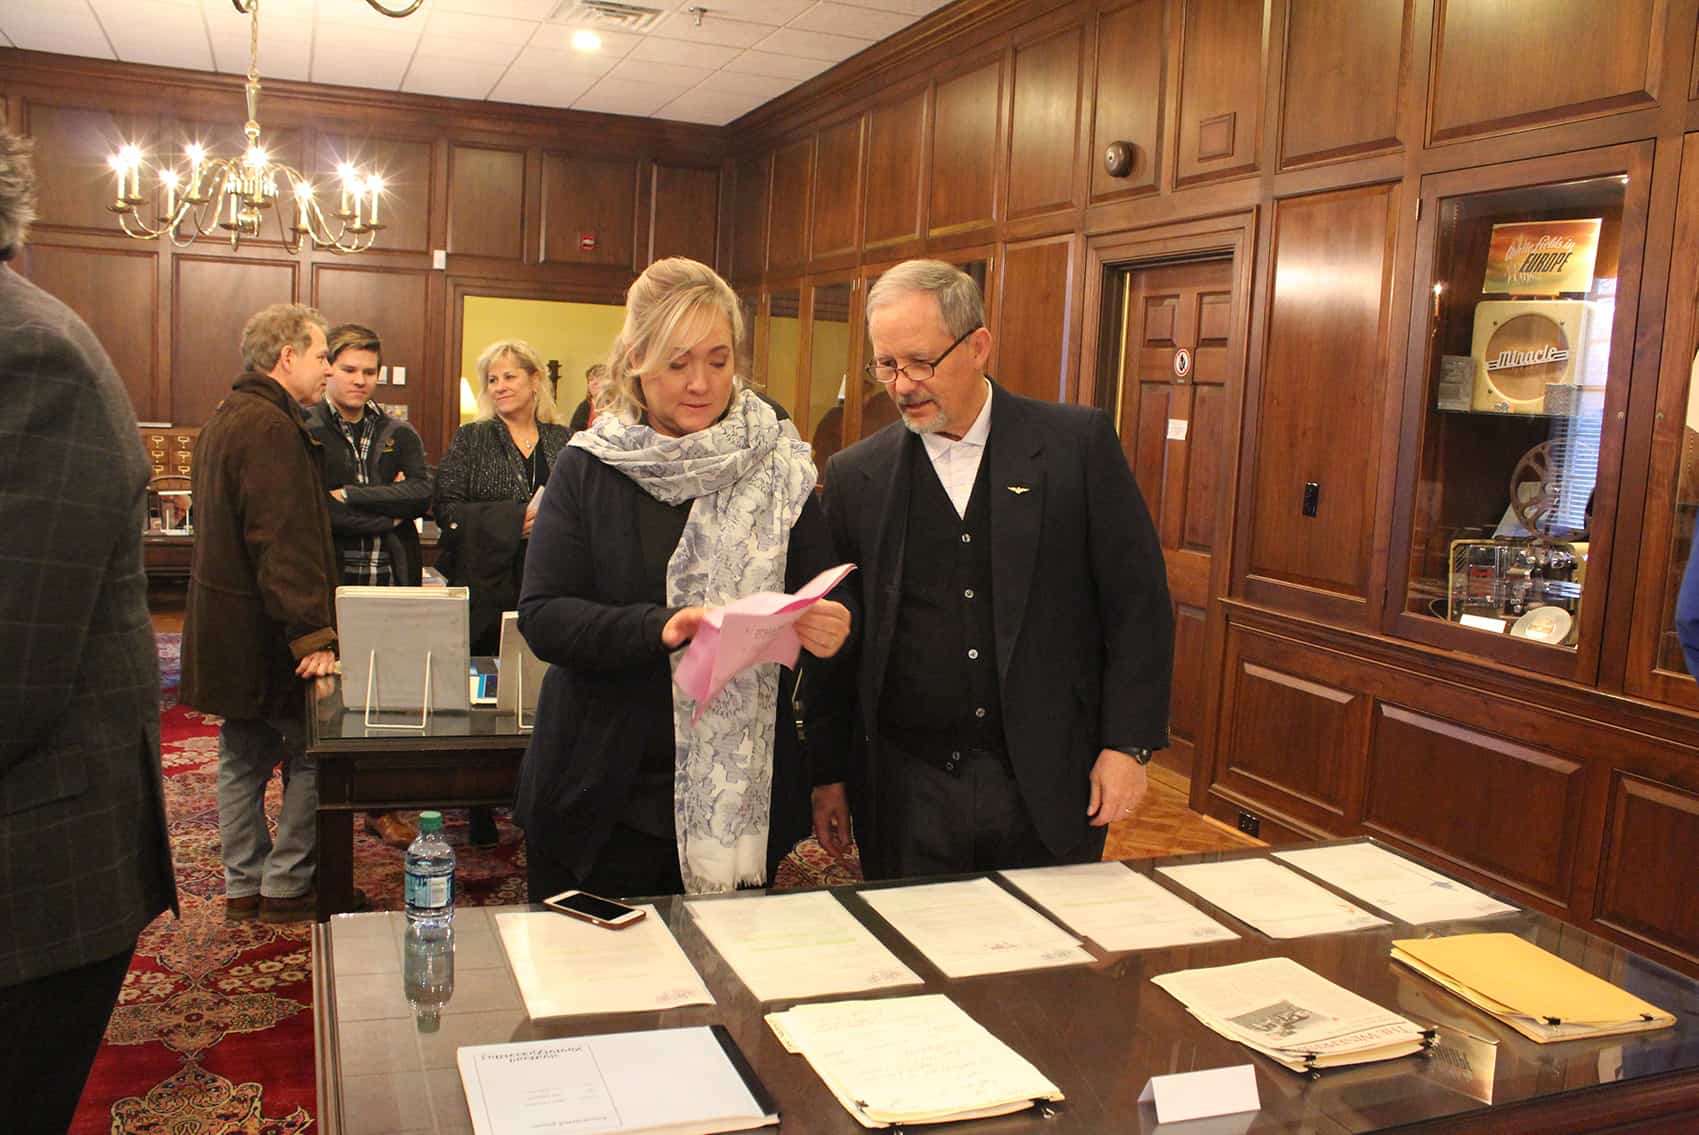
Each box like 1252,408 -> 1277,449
182,302 -> 343,923
0,124 -> 176,1130
308,321 -> 432,849
514,257 -> 853,898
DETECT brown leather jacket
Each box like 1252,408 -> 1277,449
182,373 -> 338,721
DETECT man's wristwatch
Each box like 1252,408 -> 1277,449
1127,747 -> 1154,765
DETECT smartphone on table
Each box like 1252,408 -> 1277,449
543,889 -> 646,929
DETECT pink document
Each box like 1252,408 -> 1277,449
674,563 -> 857,721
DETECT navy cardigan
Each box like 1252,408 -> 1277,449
512,444 -> 853,881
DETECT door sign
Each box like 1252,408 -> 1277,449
1172,347 -> 1193,379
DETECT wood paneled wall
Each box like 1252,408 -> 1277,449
0,50 -> 725,458
721,0 -> 1699,976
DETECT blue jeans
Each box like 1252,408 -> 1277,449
216,716 -> 317,899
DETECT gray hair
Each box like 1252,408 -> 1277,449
0,127 -> 38,256
865,259 -> 985,338
241,303 -> 327,375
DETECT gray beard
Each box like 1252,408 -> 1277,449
898,401 -> 950,436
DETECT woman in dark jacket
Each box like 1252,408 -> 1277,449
433,339 -> 571,656
515,257 -> 853,899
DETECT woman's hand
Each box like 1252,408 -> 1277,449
811,782 -> 853,858
662,606 -> 709,648
522,504 -> 537,538
796,599 -> 851,658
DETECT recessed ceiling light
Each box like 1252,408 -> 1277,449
571,29 -> 602,51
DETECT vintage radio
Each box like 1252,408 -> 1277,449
1470,300 -> 1600,415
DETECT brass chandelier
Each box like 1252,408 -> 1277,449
106,0 -> 425,253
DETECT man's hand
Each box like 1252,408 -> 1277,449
296,649 -> 337,679
393,470 -> 406,482
661,606 -> 708,648
1086,748 -> 1149,827
811,782 -> 853,858
330,488 -> 348,503
796,599 -> 851,658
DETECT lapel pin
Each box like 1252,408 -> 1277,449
1007,485 -> 1031,495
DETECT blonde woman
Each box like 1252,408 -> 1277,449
433,340 -> 570,656
514,258 -> 854,898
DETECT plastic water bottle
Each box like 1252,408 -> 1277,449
404,810 -> 455,929
402,921 -> 454,1033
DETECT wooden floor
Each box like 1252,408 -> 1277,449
149,588 -> 1257,861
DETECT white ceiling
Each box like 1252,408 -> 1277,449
0,0 -> 949,125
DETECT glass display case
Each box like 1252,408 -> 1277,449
765,287 -> 803,422
807,280 -> 855,468
1394,144 -> 1653,678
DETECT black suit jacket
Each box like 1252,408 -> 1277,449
0,265 -> 177,985
818,384 -> 1172,875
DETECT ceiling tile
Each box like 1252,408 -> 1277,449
92,0 -> 215,71
606,55 -> 714,87
721,48 -> 830,80
833,0 -> 949,14
420,8 -> 536,45
648,12 -> 773,49
428,0 -> 558,17
489,70 -> 599,109
198,0 -> 315,18
0,1 -> 115,58
528,22 -> 640,56
400,54 -> 507,100
751,25 -> 869,63
693,68 -> 796,98
628,34 -> 739,68
671,0 -> 813,26
415,32 -> 521,65
311,41 -> 413,90
513,43 -> 617,77
789,2 -> 915,39
313,4 -> 426,46
572,76 -> 690,117
655,88 -> 766,126
214,32 -> 311,79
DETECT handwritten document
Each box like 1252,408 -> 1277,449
494,908 -> 713,1019
674,563 -> 857,721
1000,862 -> 1237,952
458,1027 -> 777,1135
767,994 -> 1062,1128
857,878 -> 1091,978
1274,843 -> 1517,925
686,891 -> 921,1003
1158,858 -> 1389,939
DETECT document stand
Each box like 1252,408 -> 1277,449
362,648 -> 434,731
515,653 -> 535,732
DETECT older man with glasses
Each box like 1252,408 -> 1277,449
809,258 -> 1173,879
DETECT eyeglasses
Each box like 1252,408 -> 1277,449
863,325 -> 981,384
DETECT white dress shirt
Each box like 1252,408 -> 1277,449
919,380 -> 994,518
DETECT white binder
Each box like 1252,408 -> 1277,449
336,586 -> 472,722
497,610 -> 547,729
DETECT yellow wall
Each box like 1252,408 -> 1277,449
460,296 -> 627,424
767,316 -> 803,421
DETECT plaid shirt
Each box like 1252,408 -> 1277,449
332,409 -> 391,585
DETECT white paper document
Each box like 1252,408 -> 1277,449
857,878 -> 1092,978
1273,843 -> 1517,924
1152,956 -> 1427,1072
685,891 -> 922,1003
766,994 -> 1062,1128
1000,862 -> 1238,952
458,1026 -> 777,1135
494,908 -> 713,1018
1158,858 -> 1389,939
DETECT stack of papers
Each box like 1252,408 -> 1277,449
858,878 -> 1092,977
494,909 -> 713,1018
1152,956 -> 1429,1072
1158,858 -> 1389,938
1392,933 -> 1676,1043
1000,862 -> 1237,952
1274,844 -> 1517,924
685,891 -> 922,1003
766,994 -> 1063,1128
458,1026 -> 777,1135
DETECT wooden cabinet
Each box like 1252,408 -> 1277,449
811,117 -> 865,262
1007,26 -> 1086,218
649,163 -> 720,269
862,89 -> 928,251
768,137 -> 814,271
1278,0 -> 1409,168
994,235 -> 1076,402
929,60 -> 1002,238
731,152 -> 771,280
541,153 -> 638,268
449,144 -> 526,260
1089,0 -> 1166,201
1174,0 -> 1265,187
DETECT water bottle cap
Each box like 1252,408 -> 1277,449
418,810 -> 444,833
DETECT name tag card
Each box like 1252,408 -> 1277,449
1138,1064 -> 1259,1126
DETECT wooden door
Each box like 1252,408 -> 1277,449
1117,257 -> 1236,778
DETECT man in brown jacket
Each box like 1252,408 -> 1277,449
182,303 -> 339,923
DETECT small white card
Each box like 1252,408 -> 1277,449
1138,1064 -> 1259,1125
1167,417 -> 1189,440
1459,613 -> 1507,633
